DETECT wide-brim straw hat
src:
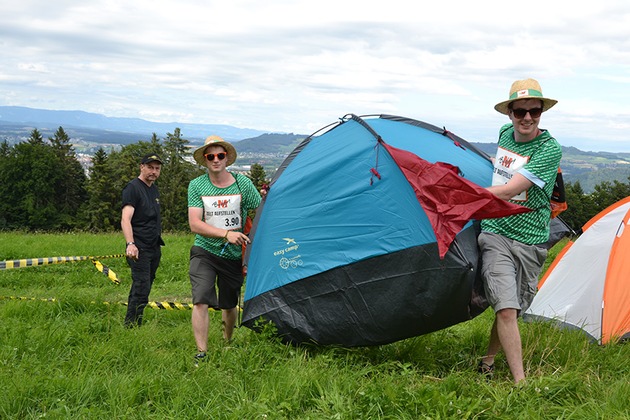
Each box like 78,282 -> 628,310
193,135 -> 237,167
494,78 -> 558,115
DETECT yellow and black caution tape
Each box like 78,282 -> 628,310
91,254 -> 126,260
0,295 -> 57,303
0,254 -> 124,270
0,256 -> 88,269
118,301 -> 232,312
123,301 -> 236,312
1,296 -> 236,312
90,259 -> 120,285
0,254 -> 124,285
146,301 -> 195,310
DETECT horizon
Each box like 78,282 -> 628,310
2,1 -> 629,152
3,105 -> 628,156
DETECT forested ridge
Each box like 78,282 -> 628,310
0,127 -> 269,232
1,126 -> 629,233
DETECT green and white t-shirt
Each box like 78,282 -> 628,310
481,124 -> 562,245
188,172 -> 261,260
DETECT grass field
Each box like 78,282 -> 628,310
1,232 -> 629,419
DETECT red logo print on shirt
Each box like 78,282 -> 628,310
499,156 -> 515,169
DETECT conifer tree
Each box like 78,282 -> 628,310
159,128 -> 199,230
8,129 -> 61,229
83,148 -> 120,230
0,141 -> 11,227
247,163 -> 269,191
49,127 -> 87,228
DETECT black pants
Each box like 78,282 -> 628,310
125,246 -> 161,327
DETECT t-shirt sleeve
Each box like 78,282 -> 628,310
121,182 -> 138,209
524,140 -> 562,188
247,181 -> 261,209
187,179 -> 204,208
242,176 -> 262,210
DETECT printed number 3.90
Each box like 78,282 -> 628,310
224,217 -> 240,227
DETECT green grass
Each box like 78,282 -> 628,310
1,233 -> 629,419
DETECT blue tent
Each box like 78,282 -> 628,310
242,114 -> 523,346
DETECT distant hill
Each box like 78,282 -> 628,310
0,121 -> 148,147
3,105 -> 630,193
0,105 -> 267,142
469,142 -> 630,193
234,135 -> 630,193
234,133 -> 306,154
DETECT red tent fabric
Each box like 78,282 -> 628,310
382,141 -> 532,258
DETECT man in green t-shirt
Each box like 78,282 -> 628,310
188,135 -> 262,365
477,79 -> 562,384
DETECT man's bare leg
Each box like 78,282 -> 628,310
481,317 -> 501,367
222,307 -> 238,341
192,303 -> 209,352
495,308 -> 525,384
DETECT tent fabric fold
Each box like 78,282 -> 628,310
381,141 -> 532,258
242,113 -> 527,346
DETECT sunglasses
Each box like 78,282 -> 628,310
204,152 -> 227,161
511,107 -> 543,119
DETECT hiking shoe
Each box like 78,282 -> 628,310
477,360 -> 494,379
194,352 -> 207,367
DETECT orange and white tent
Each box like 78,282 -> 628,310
524,197 -> 630,344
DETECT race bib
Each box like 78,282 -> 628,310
492,147 -> 529,201
201,194 -> 242,230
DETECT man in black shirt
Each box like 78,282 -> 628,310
121,153 -> 165,327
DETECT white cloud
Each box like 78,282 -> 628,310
1,0 -> 630,150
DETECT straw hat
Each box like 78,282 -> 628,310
192,135 -> 237,167
494,78 -> 558,115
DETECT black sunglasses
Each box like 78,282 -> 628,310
204,152 -> 227,161
511,107 -> 543,119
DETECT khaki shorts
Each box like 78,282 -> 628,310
478,231 -> 547,314
189,246 -> 243,309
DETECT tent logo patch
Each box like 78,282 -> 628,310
273,237 -> 302,270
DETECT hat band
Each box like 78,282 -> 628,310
509,88 -> 543,100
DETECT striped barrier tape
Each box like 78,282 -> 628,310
122,301 -> 238,312
0,296 -> 237,312
90,259 -> 120,285
0,254 -> 125,270
0,256 -> 89,269
147,301 -> 195,310
0,254 -> 124,285
0,296 -> 57,303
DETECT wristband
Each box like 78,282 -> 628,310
126,242 -> 135,246
223,230 -> 229,241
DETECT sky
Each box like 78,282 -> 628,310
1,1 -> 630,152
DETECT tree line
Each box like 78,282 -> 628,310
1,126 -> 629,234
0,127 -> 269,232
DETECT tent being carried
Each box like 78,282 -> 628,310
525,197 -> 630,344
242,114 -> 530,346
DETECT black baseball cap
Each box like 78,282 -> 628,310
141,153 -> 163,164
